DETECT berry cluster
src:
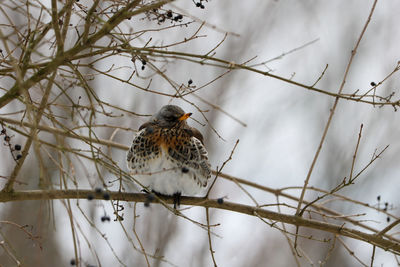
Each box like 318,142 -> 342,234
194,0 -> 206,9
376,195 -> 392,223
87,187 -> 119,223
141,59 -> 146,70
146,8 -> 184,24
1,125 -> 22,161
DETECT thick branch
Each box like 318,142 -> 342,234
0,189 -> 398,255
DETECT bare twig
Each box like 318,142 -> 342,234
206,208 -> 218,267
206,139 -> 239,197
296,0 -> 378,216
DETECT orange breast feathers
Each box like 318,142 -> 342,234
153,128 -> 189,151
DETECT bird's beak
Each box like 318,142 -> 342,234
178,113 -> 192,121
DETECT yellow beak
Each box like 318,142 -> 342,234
178,113 -> 192,121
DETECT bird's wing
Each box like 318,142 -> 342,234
126,129 -> 160,173
166,136 -> 211,187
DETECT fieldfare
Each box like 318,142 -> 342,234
126,105 -> 211,208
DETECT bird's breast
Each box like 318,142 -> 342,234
149,128 -> 190,150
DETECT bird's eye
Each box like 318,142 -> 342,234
164,115 -> 175,121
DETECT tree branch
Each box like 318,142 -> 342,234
0,189 -> 398,255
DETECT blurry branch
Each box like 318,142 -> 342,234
0,240 -> 20,267
377,218 -> 400,237
297,0 -> 378,215
2,72 -> 56,192
3,42 -> 398,108
337,237 -> 369,267
205,208 -> 218,267
170,4 -> 240,37
218,172 -> 400,243
248,38 -> 320,67
294,0 -> 378,251
124,46 -> 400,107
0,220 -> 40,246
298,124 -> 371,216
275,195 -> 302,267
0,116 -> 129,150
206,139 -> 239,197
1,117 -> 395,240
0,189 -> 399,255
0,0 -> 172,109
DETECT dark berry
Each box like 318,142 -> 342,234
101,215 -> 110,222
103,192 -> 110,200
141,65 -> 145,70
70,259 -> 76,265
4,136 -> 10,141
200,4 -> 205,9
14,144 -> 21,150
16,154 -> 22,160
188,79 -> 193,85
166,10 -> 173,18
377,195 -> 381,201
87,194 -> 94,200
370,82 -> 376,86
196,2 -> 201,7
387,217 -> 390,222
182,167 -> 189,173
141,59 -> 146,65
385,202 -> 388,207
1,129 -> 5,134
217,198 -> 224,204
177,14 -> 183,20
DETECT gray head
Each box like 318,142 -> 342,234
150,105 -> 192,128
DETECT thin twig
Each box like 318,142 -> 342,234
206,208 -> 218,267
206,139 -> 239,197
349,124 -> 363,181
296,0 -> 378,216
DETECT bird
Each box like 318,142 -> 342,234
126,105 -> 211,208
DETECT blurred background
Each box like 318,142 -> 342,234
0,0 -> 399,266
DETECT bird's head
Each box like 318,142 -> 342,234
152,105 -> 192,128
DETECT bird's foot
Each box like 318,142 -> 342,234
143,189 -> 155,207
173,192 -> 181,209
142,190 -> 181,209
